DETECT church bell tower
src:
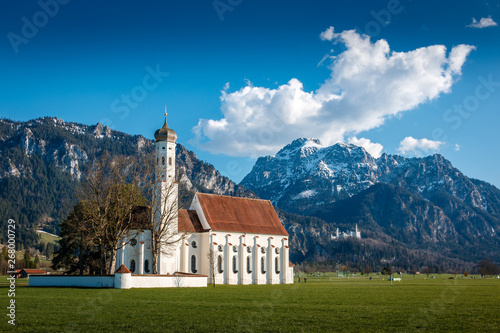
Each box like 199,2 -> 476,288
153,106 -> 179,274
154,106 -> 177,182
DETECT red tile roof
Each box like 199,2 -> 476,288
178,209 -> 208,233
115,264 -> 131,273
196,193 -> 288,236
21,269 -> 46,274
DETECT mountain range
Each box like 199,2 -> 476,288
1,118 -> 499,271
241,138 -> 500,267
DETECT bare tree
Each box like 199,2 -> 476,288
174,275 -> 184,287
149,180 -> 185,274
79,153 -> 146,274
207,248 -> 216,287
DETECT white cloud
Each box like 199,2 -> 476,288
467,17 -> 498,28
192,28 -> 474,157
397,137 -> 445,156
320,26 -> 337,41
347,137 -> 383,158
455,144 -> 460,151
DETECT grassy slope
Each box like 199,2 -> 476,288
36,232 -> 60,245
1,275 -> 499,332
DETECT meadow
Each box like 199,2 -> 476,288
1,274 -> 499,332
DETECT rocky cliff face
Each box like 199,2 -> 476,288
241,138 -> 498,217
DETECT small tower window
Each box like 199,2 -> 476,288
130,260 -> 136,273
191,241 -> 197,248
233,246 -> 238,253
157,157 -> 159,165
168,157 -> 172,166
144,260 -> 150,273
191,255 -> 197,273
130,239 -> 137,246
247,247 -> 252,253
218,245 -> 223,252
275,257 -> 280,274
162,157 -> 165,165
261,257 -> 266,274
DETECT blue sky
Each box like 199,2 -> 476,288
1,0 -> 499,187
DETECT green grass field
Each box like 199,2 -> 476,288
1,274 -> 499,332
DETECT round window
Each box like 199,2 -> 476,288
191,241 -> 197,248
218,245 -> 223,252
247,247 -> 252,253
233,246 -> 238,253
261,247 -> 266,254
275,248 -> 280,254
130,238 -> 137,246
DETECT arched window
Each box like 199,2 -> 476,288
130,260 -> 136,273
162,156 -> 165,165
275,257 -> 280,274
232,256 -> 238,273
247,256 -> 252,274
156,157 -> 159,165
191,255 -> 197,273
168,157 -> 172,166
261,256 -> 266,274
144,260 -> 150,273
217,255 -> 223,274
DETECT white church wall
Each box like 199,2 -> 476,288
29,274 -> 207,288
200,231 -> 293,285
118,230 -> 154,275
286,267 -> 294,284
186,233 -> 204,274
130,274 -> 207,288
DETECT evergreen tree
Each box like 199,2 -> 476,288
23,250 -> 32,268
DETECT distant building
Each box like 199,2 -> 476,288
17,268 -> 47,278
330,224 -> 361,240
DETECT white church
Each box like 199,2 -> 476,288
115,114 -> 294,285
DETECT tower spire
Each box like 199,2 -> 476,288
154,105 -> 177,142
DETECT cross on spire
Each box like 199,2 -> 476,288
164,105 -> 167,118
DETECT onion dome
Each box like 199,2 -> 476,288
154,114 -> 177,142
